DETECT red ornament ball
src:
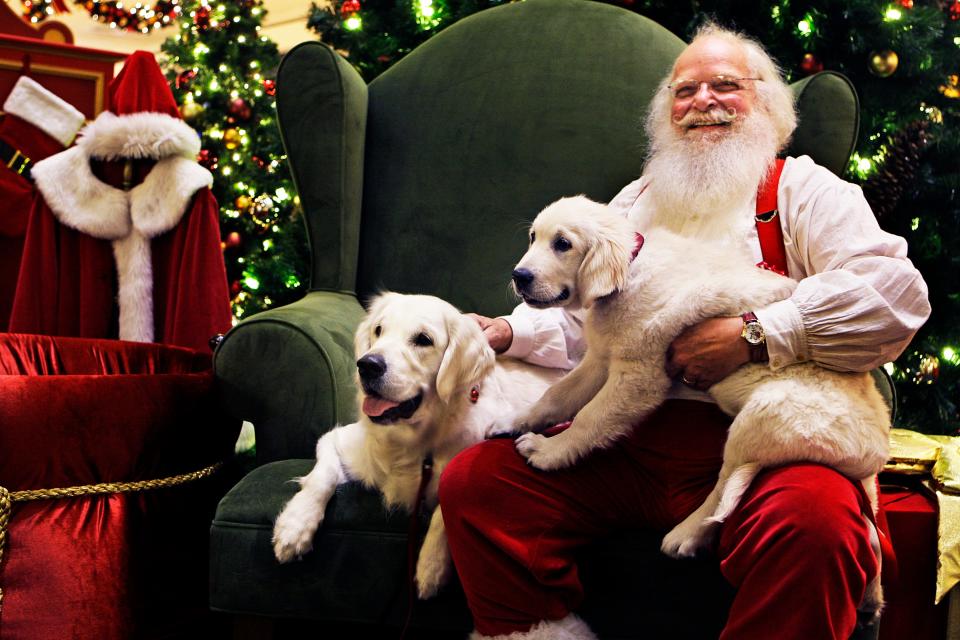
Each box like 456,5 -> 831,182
800,53 -> 824,75
340,0 -> 361,17
899,0 -> 913,8
263,79 -> 276,96
198,149 -> 218,170
176,69 -> 197,89
950,0 -> 960,21
252,155 -> 266,169
226,231 -> 242,248
194,5 -> 211,30
228,97 -> 252,121
230,280 -> 242,296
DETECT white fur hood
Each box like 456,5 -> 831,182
28,110 -> 214,344
31,110 -> 212,240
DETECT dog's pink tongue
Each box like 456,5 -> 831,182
362,395 -> 400,417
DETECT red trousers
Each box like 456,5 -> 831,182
439,400 -> 880,639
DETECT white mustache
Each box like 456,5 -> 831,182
673,107 -> 738,128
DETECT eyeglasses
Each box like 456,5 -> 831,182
668,75 -> 760,100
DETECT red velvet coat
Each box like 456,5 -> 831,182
9,185 -> 231,351
8,110 -> 232,352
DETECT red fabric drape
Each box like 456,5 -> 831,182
0,334 -> 239,639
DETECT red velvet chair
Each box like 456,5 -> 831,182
0,333 -> 239,639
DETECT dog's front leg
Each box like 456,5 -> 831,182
272,423 -> 361,562
508,352 -> 608,434
415,506 -> 453,599
517,362 -> 666,470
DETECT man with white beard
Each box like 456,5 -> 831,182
443,24 -> 930,640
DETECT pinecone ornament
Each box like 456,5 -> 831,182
862,121 -> 930,219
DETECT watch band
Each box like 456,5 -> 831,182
741,312 -> 768,363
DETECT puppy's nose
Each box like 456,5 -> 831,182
357,354 -> 387,381
512,268 -> 535,289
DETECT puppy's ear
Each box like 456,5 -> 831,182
576,216 -> 631,307
436,312 -> 495,405
355,292 -> 394,357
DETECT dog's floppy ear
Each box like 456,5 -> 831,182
576,215 -> 632,307
436,312 -> 495,405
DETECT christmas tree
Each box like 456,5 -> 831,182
309,0 -> 960,434
160,0 -> 308,321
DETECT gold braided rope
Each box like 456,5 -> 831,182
0,461 -> 222,613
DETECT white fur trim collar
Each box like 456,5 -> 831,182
470,614 -> 598,640
3,76 -> 85,147
30,132 -> 213,344
32,145 -> 212,240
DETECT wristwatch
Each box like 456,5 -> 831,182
741,312 -> 768,363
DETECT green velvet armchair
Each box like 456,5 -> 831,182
210,1 -> 877,637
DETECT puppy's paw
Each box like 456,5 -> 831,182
515,432 -> 570,471
487,413 -> 525,437
272,495 -> 323,563
415,554 -> 452,600
660,519 -> 716,559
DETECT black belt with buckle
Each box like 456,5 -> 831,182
0,139 -> 33,181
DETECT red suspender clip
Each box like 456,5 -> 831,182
755,158 -> 789,277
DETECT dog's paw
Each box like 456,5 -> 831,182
415,554 -> 452,600
515,432 -> 570,471
272,496 -> 322,563
660,519 -> 716,559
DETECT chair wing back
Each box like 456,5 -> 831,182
786,70 -> 859,176
276,41 -> 368,293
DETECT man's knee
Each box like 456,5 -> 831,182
439,439 -> 517,514
721,463 -> 877,561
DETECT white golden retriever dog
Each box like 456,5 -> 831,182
507,196 -> 890,612
272,292 -> 563,599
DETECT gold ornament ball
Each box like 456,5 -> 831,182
235,195 -> 252,210
224,128 -> 242,150
915,353 -> 940,384
868,50 -> 899,78
181,101 -> 205,122
941,75 -> 960,100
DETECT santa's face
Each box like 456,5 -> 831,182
669,36 -> 757,142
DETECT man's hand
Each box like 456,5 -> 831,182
665,317 -> 750,390
465,313 -> 513,353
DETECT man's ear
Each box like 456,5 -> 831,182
576,220 -> 630,307
436,312 -> 495,405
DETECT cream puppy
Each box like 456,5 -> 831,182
271,292 -> 563,599
507,196 -> 889,614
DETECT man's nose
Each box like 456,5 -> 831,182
691,82 -> 717,110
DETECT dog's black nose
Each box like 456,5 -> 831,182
512,268 -> 535,289
357,354 -> 387,380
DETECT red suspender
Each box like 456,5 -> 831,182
755,158 -> 788,277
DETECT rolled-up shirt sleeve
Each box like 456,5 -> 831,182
500,303 -> 585,370
755,156 -> 930,372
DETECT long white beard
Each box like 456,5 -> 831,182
643,108 -> 779,242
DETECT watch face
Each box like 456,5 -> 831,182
743,322 -> 765,345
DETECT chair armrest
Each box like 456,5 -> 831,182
213,290 -> 365,464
